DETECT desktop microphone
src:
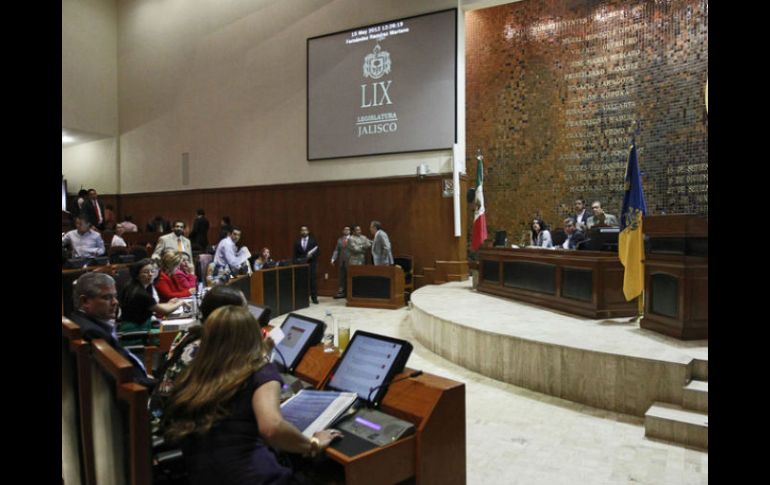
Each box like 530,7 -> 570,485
367,370 -> 423,407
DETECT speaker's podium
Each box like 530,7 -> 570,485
249,264 -> 310,316
346,264 -> 405,309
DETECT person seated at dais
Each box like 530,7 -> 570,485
253,247 -> 274,271
528,218 -> 553,248
561,218 -> 586,250
586,201 -> 619,229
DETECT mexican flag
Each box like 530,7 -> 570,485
471,153 -> 488,251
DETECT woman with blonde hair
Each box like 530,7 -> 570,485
163,306 -> 342,484
155,250 -> 196,302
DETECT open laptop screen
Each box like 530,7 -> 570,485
270,313 -> 325,373
326,330 -> 413,406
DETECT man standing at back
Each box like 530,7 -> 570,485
370,221 -> 393,266
572,198 -> 589,230
68,272 -> 156,388
189,209 -> 210,251
330,226 -> 351,298
294,225 -> 319,304
81,188 -> 106,230
153,220 -> 192,260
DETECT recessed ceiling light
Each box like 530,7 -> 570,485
62,135 -> 74,143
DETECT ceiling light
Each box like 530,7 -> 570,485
62,135 -> 74,143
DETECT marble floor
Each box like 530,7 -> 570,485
275,285 -> 709,485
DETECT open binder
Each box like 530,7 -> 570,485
280,390 -> 357,437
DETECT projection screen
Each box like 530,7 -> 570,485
307,9 -> 457,160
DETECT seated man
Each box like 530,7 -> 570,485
62,216 -> 106,259
561,218 -> 586,250
68,272 -> 156,389
586,201 -> 619,229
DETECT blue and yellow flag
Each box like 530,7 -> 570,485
618,142 -> 647,301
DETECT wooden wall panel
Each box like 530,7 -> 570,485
114,175 -> 468,296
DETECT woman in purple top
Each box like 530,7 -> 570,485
162,306 -> 342,485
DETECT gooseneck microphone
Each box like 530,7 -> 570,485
367,370 -> 423,407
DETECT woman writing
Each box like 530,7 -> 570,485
163,306 -> 342,484
118,258 -> 185,343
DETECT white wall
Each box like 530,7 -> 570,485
62,138 -> 120,194
116,0 -> 460,193
62,0 -> 118,135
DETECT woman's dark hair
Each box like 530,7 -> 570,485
530,218 -> 547,238
129,258 -> 155,280
199,285 -> 247,321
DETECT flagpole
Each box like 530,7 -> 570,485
629,289 -> 644,323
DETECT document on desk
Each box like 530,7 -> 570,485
280,390 -> 357,437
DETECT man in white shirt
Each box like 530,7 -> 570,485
572,198 -> 589,230
152,220 -> 192,259
62,217 -> 106,258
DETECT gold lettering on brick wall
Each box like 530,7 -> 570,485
466,0 -> 708,247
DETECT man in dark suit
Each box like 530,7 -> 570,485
294,225 -> 319,304
67,272 -> 156,389
80,188 -> 106,230
189,208 -> 210,251
561,218 -> 586,250
571,198 -> 589,230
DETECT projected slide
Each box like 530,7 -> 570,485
307,9 -> 457,160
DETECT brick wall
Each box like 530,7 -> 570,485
466,0 -> 707,245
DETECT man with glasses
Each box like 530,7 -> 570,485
152,220 -> 193,260
68,272 -> 157,388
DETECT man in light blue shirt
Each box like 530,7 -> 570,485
62,217 -> 105,258
213,226 -> 251,278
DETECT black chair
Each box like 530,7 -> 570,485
551,229 -> 567,247
493,231 -> 507,247
393,255 -> 414,302
108,246 -> 129,263
130,245 -> 148,260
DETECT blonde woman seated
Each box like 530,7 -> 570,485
528,218 -> 553,248
155,251 -> 196,302
163,306 -> 342,484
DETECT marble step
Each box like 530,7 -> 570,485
691,358 -> 708,381
682,380 -> 708,413
645,402 -> 708,450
